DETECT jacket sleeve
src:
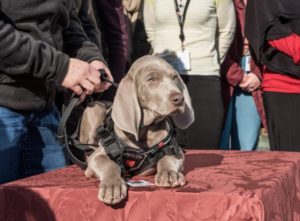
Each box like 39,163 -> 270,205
221,54 -> 244,87
94,0 -> 128,81
62,1 -> 105,65
143,0 -> 155,44
0,15 -> 69,85
216,0 -> 236,63
222,49 -> 263,87
77,0 -> 103,51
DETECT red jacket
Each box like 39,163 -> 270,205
221,0 -> 267,128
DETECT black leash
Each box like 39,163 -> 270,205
57,69 -> 118,169
99,69 -> 119,88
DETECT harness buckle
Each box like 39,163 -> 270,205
101,135 -> 115,146
96,126 -> 109,138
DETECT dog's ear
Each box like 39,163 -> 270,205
111,74 -> 141,140
172,75 -> 195,129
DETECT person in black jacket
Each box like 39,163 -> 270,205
0,0 -> 113,184
75,0 -> 103,50
92,0 -> 128,101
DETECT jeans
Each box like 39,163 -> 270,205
0,105 -> 69,184
219,88 -> 261,151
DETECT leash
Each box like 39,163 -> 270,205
99,69 -> 119,88
57,69 -> 118,169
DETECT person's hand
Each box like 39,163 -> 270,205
90,60 -> 114,92
61,58 -> 101,95
239,72 -> 261,92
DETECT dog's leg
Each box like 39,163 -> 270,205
86,149 -> 127,205
155,153 -> 185,187
84,167 -> 95,178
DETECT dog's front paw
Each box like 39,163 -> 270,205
98,177 -> 127,205
155,170 -> 186,187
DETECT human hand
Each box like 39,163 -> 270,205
90,60 -> 114,92
239,72 -> 261,92
61,58 -> 101,96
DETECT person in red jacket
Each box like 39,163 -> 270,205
220,0 -> 266,151
245,0 -> 300,151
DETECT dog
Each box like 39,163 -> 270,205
79,55 -> 194,205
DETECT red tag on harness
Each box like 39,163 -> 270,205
158,141 -> 165,148
125,160 -> 136,168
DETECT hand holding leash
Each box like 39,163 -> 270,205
90,60 -> 115,92
62,58 -> 101,96
99,69 -> 119,88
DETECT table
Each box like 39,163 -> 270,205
1,150 -> 300,221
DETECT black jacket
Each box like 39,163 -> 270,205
0,0 -> 104,111
245,0 -> 300,77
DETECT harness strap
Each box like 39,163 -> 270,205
97,113 -> 124,157
122,136 -> 182,176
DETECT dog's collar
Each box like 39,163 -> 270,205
96,111 -> 182,176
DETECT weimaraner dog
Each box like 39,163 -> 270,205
79,55 -> 194,205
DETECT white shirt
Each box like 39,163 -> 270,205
144,0 -> 236,76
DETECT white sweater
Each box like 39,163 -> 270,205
144,0 -> 236,76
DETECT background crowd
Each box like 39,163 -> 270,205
0,0 -> 299,184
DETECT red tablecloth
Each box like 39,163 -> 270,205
1,150 -> 300,221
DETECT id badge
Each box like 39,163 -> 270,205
241,55 -> 251,73
174,49 -> 191,71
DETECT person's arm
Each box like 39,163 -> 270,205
63,1 -> 113,93
216,0 -> 236,63
143,0 -> 155,44
62,0 -> 105,64
94,0 -> 128,81
222,54 -> 245,87
0,14 -> 69,85
77,0 -> 103,51
268,33 -> 300,64
222,52 -> 262,92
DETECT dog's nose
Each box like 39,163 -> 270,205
169,92 -> 184,106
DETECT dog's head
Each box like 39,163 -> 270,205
112,55 -> 194,140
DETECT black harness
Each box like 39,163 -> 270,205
97,112 -> 182,176
57,70 -> 182,176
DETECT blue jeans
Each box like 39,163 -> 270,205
0,105 -> 69,184
219,88 -> 261,151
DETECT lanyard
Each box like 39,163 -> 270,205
174,0 -> 191,50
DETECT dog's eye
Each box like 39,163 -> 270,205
172,75 -> 178,80
147,76 -> 156,82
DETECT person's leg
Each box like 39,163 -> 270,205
0,107 -> 28,184
177,75 -> 224,149
219,98 -> 234,150
21,105 -> 69,178
231,88 -> 261,151
263,92 -> 300,151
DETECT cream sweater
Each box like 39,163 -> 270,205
144,0 -> 236,76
